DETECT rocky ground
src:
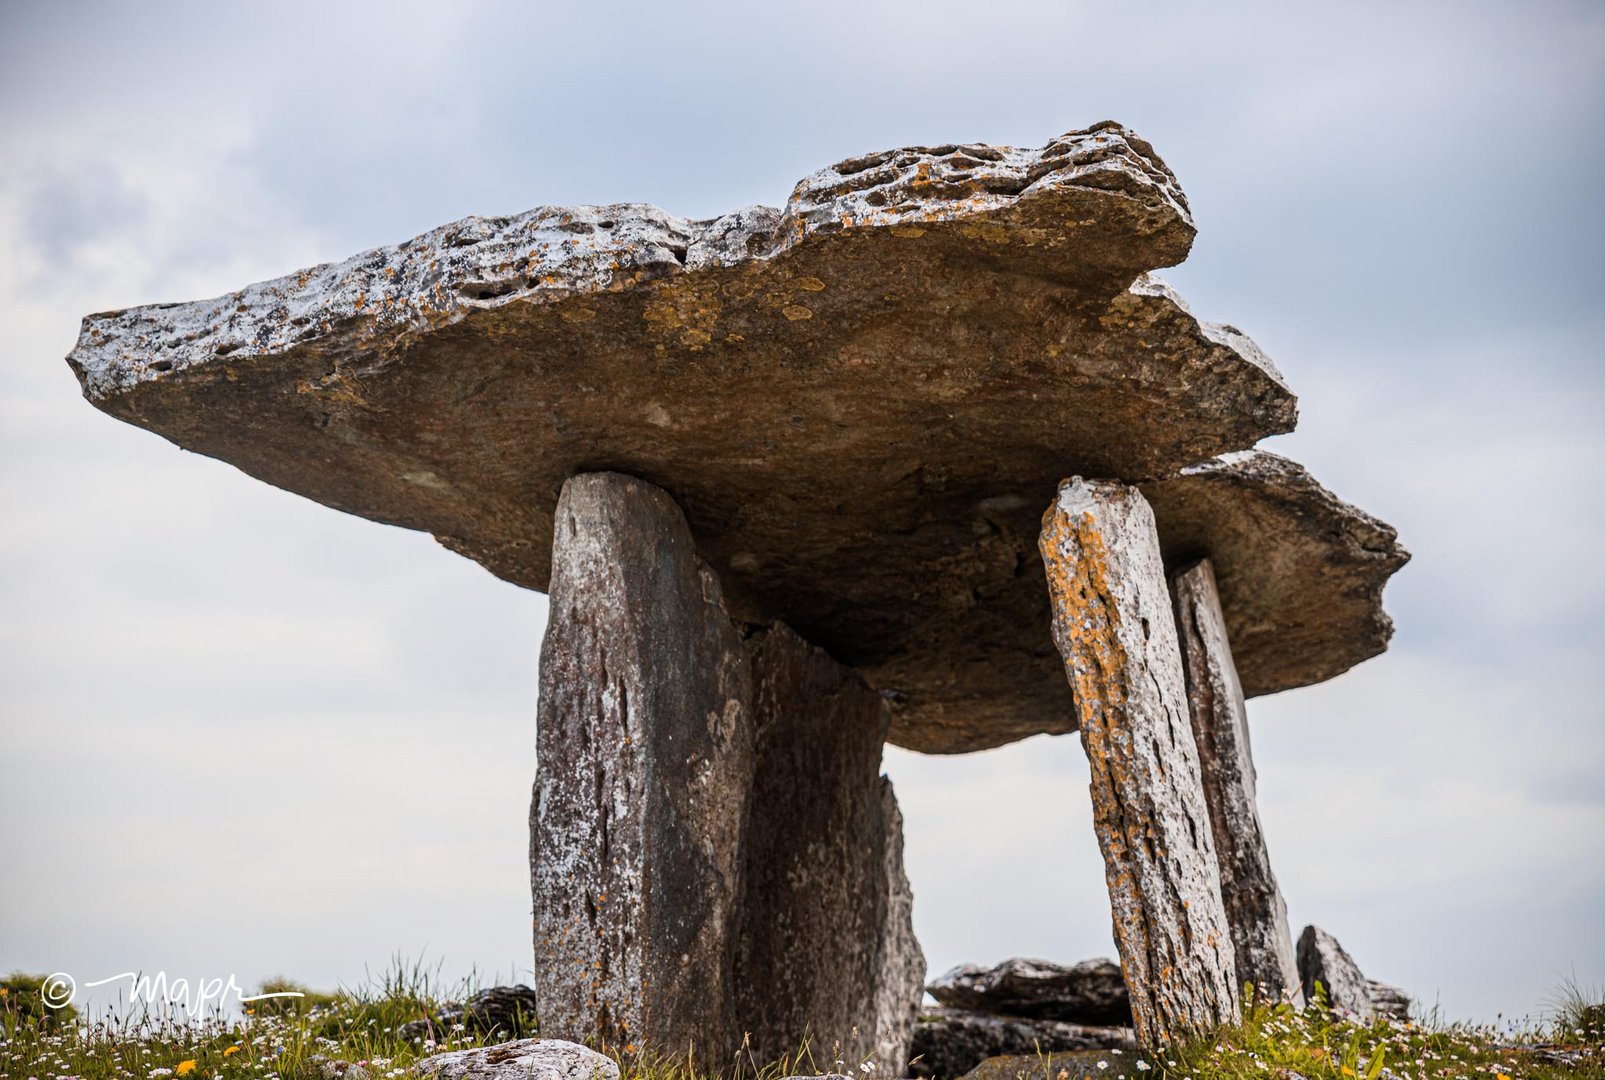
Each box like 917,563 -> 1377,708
2,968 -> 1600,1080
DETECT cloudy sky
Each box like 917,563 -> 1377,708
2,0 -> 1601,1027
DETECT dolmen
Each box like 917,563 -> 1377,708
67,121 -> 1408,1064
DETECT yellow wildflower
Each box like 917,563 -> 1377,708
176,1060 -> 198,1076
223,1046 -> 241,1057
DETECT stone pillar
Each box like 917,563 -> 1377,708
532,472 -> 753,1060
1170,558 -> 1302,1006
1038,478 -> 1240,1046
735,624 -> 925,1072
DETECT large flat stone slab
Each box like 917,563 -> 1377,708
67,122 -> 1294,754
1143,450 -> 1410,697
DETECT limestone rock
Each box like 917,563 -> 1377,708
1367,980 -> 1412,1022
958,1050 -> 1158,1080
1170,558 -> 1302,1005
68,122 -> 1296,754
909,1007 -> 1137,1079
1040,479 -> 1240,1044
926,958 -> 1130,1025
397,985 -> 539,1043
532,473 -> 753,1057
1142,451 -> 1409,698
874,777 -> 928,1073
1297,926 -> 1395,1022
414,1039 -> 618,1080
735,624 -> 924,1071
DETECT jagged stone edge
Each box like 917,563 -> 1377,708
1173,449 -> 1411,653
68,123 -> 1193,401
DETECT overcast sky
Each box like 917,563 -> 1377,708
2,0 -> 1601,1028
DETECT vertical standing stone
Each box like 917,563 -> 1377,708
873,776 -> 926,1073
735,623 -> 925,1072
1039,478 -> 1240,1046
1171,558 -> 1303,1007
533,472 -> 753,1061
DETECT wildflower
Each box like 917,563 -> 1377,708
175,1062 -> 197,1077
223,1047 -> 240,1058
149,1071 -> 174,1078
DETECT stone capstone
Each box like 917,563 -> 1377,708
926,958 -> 1130,1026
68,122 -> 1298,754
1141,451 -> 1409,697
413,1039 -> 618,1080
909,1007 -> 1137,1079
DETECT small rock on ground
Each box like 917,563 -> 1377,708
910,1006 -> 1136,1078
927,958 -> 1131,1025
959,1050 -> 1159,1080
413,1039 -> 618,1080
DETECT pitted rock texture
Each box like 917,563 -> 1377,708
414,1039 -> 618,1080
67,122 -> 1296,754
927,958 -> 1130,1026
909,1008 -> 1136,1079
1141,450 -> 1409,698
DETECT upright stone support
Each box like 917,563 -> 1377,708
736,624 -> 925,1072
1038,478 -> 1240,1046
533,472 -> 753,1060
1171,558 -> 1302,1006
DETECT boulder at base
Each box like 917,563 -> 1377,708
398,985 -> 539,1043
414,1039 -> 618,1080
1298,926 -> 1412,1022
927,958 -> 1131,1025
959,1050 -> 1160,1080
910,1006 -> 1135,1078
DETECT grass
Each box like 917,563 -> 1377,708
2,966 -> 1600,1080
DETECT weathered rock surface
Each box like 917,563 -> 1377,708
532,473 -> 753,1057
735,623 -> 924,1072
874,777 -> 927,1073
1367,980 -> 1412,1022
1040,479 -> 1239,1044
909,1007 -> 1137,1079
397,985 -> 540,1042
958,1050 -> 1158,1080
1297,926 -> 1410,1022
926,958 -> 1130,1025
1170,558 -> 1302,1005
68,123 -> 1296,754
1142,451 -> 1409,698
414,1039 -> 618,1080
